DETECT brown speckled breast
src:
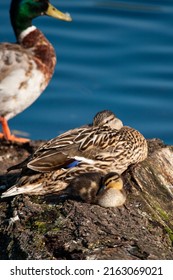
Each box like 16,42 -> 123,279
21,29 -> 56,85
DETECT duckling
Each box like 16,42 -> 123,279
65,172 -> 126,208
0,0 -> 71,142
96,172 -> 126,208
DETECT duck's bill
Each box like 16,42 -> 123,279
46,3 -> 72,21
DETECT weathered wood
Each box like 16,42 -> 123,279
0,139 -> 172,259
131,146 -> 173,237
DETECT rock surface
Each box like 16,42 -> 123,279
0,138 -> 173,260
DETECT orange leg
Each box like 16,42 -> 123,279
0,116 -> 30,143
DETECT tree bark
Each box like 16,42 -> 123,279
0,138 -> 172,260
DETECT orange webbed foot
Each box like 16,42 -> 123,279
0,131 -> 30,143
0,116 -> 30,143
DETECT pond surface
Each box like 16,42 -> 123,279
1,0 -> 173,144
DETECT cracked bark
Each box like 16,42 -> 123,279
0,138 -> 172,259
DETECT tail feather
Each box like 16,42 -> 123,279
1,179 -> 68,198
1,183 -> 43,198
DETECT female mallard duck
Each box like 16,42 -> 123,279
1,110 -> 147,198
8,109 -> 148,174
1,170 -> 126,208
25,109 -> 148,174
0,0 -> 71,143
7,109 -> 124,171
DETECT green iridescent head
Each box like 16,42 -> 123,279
10,0 -> 72,38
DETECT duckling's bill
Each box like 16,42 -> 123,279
46,3 -> 72,21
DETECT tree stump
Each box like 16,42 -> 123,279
0,138 -> 172,259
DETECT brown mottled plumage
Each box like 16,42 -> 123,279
1,169 -> 102,198
1,110 -> 147,199
1,171 -> 126,208
25,110 -> 148,174
7,109 -> 124,172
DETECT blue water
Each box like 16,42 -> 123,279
1,0 -> 173,144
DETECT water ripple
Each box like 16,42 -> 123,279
1,0 -> 173,144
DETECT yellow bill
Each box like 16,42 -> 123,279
46,3 -> 72,21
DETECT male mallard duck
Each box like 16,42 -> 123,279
24,109 -> 148,174
0,0 -> 71,143
1,170 -> 126,208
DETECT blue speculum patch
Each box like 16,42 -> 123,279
66,160 -> 80,168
